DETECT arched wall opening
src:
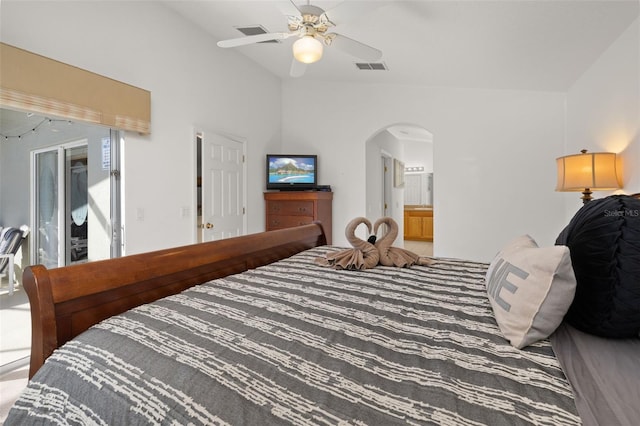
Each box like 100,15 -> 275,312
365,123 -> 434,251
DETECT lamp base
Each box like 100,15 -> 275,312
581,188 -> 593,204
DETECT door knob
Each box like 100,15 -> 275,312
205,223 -> 214,229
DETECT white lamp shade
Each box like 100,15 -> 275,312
556,151 -> 621,191
292,36 -> 323,64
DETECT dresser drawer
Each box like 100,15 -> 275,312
266,215 -> 314,229
264,191 -> 332,244
267,201 -> 314,216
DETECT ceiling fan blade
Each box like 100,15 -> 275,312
290,58 -> 307,78
281,0 -> 301,16
321,1 -> 378,26
217,32 -> 293,48
329,34 -> 382,61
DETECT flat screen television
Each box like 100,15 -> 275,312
266,154 -> 317,191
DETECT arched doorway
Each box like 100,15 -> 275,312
365,123 -> 433,255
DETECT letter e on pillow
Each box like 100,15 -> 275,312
487,258 -> 529,312
485,235 -> 576,349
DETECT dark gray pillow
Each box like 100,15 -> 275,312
556,195 -> 640,338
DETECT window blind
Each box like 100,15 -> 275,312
0,43 -> 150,134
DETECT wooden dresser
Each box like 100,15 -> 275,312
264,191 -> 333,244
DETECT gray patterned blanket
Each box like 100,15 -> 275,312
7,247 -> 580,425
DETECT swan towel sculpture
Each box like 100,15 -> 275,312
315,217 -> 379,270
316,216 -> 434,270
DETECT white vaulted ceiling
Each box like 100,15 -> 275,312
163,0 -> 639,91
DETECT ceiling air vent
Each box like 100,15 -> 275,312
235,25 -> 280,43
355,62 -> 388,71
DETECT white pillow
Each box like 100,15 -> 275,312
485,235 -> 576,349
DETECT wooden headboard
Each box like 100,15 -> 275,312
24,223 -> 327,378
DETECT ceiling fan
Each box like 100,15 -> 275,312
216,0 -> 383,77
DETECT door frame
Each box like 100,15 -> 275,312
109,130 -> 123,258
380,150 -> 393,218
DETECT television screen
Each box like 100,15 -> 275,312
266,154 -> 317,190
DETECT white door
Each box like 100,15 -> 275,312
32,148 -> 62,268
32,141 -> 88,267
200,132 -> 245,242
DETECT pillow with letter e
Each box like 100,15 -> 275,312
556,195 -> 640,338
485,235 -> 577,349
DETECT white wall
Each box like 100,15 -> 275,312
404,139 -> 434,173
564,17 -> 640,219
365,129 -> 404,235
3,2 -> 636,263
1,1 -> 282,254
282,82 -> 567,261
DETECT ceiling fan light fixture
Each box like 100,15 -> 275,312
292,36 -> 323,64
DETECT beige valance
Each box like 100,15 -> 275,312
0,42 -> 150,134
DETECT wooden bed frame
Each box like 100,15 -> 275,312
23,223 -> 327,379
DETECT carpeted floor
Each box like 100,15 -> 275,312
0,283 -> 31,423
0,361 -> 28,423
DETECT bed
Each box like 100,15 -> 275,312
5,220 -> 639,425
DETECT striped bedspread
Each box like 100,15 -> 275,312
7,247 -> 580,425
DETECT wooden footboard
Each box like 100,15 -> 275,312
24,223 -> 327,378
